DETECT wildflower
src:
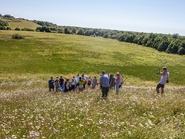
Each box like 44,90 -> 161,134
29,131 -> 39,138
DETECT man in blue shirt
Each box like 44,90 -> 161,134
100,70 -> 110,100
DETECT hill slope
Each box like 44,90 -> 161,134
0,30 -> 185,85
0,17 -> 41,29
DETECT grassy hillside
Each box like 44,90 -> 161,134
1,30 -> 185,139
0,30 -> 185,85
0,17 -> 41,29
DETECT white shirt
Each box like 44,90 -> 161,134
160,72 -> 169,85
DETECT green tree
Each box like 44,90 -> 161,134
178,47 -> 185,55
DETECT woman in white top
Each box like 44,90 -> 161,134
156,67 -> 170,95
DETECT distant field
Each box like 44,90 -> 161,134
0,17 -> 41,29
0,30 -> 185,85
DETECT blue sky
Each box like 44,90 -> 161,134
1,0 -> 185,36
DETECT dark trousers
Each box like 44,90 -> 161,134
101,87 -> 109,99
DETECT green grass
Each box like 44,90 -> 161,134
0,17 -> 41,29
0,30 -> 185,138
0,30 -> 185,85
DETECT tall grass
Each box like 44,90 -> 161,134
1,77 -> 185,138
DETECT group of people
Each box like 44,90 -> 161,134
48,72 -> 123,95
48,66 -> 170,100
48,74 -> 97,92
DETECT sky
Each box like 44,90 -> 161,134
1,0 -> 185,36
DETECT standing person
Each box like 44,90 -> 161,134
100,70 -> 110,100
59,76 -> 64,87
59,76 -> 64,91
64,78 -> 70,92
48,77 -> 55,91
71,78 -> 76,92
109,74 -> 115,90
75,74 -> 80,88
82,74 -> 87,89
156,67 -> 170,96
78,77 -> 85,92
115,72 -> 122,94
92,76 -> 97,89
55,79 -> 61,92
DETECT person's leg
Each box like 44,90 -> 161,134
116,84 -> 119,94
102,87 -> 106,99
156,83 -> 160,94
105,87 -> 109,99
161,85 -> 165,96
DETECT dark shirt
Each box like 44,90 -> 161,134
48,79 -> 54,87
60,78 -> 64,86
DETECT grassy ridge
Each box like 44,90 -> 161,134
0,30 -> 185,85
0,17 -> 41,29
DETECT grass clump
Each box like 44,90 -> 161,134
12,33 -> 25,39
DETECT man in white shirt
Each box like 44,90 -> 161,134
156,67 -> 170,95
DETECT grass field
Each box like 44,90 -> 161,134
0,30 -> 185,138
0,30 -> 185,85
0,17 -> 41,30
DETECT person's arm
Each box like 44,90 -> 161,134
157,71 -> 163,75
99,77 -> 102,86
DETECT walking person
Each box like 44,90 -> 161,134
156,66 -> 170,96
115,72 -> 122,94
100,70 -> 110,100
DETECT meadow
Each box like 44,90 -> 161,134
0,30 -> 185,138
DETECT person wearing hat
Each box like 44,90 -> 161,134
100,70 -> 110,100
156,66 -> 170,96
115,72 -> 122,94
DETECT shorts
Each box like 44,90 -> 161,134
156,83 -> 164,89
79,85 -> 83,89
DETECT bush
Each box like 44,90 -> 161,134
21,28 -> 34,31
12,34 -> 25,39
15,27 -> 20,31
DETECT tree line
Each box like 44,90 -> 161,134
34,22 -> 185,55
1,16 -> 185,55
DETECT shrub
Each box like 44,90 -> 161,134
21,28 -> 34,31
15,27 -> 20,31
12,34 -> 25,39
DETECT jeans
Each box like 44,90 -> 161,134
116,83 -> 120,94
